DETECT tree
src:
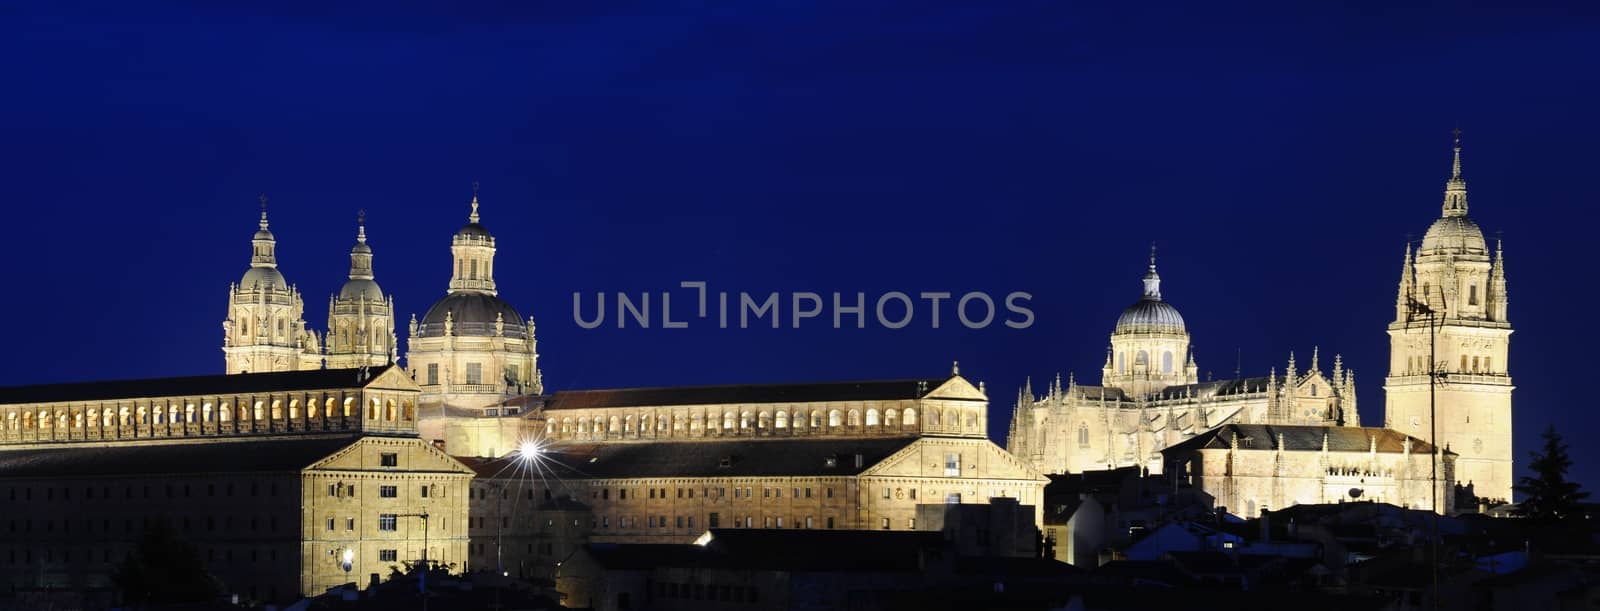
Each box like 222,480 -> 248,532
112,518 -> 225,605
1513,425 -> 1590,521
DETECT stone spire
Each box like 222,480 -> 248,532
1442,128 -> 1469,217
1310,346 -> 1320,374
348,210 -> 374,280
251,193 -> 277,268
1142,242 -> 1162,300
1489,238 -> 1509,322
1395,243 -> 1415,321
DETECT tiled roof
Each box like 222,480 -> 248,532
537,377 -> 954,411
0,435 -> 362,477
1162,424 -> 1441,455
468,436 -> 921,479
0,366 -> 400,405
1151,376 -> 1278,400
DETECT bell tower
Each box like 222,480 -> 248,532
326,211 -> 396,369
223,195 -> 322,373
1384,132 -> 1514,504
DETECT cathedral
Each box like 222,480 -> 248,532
1007,135 -> 1512,510
220,187 -> 543,457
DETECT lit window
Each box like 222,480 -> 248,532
944,453 -> 961,477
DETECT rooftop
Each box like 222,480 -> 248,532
0,435 -> 363,477
0,366 -> 401,406
463,436 -> 922,478
1162,424 -> 1442,455
535,376 -> 957,411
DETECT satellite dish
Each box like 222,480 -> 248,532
1349,488 -> 1364,499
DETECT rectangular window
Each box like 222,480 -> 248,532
881,517 -> 890,530
676,516 -> 684,528
777,517 -> 785,528
505,364 -> 518,384
426,363 -> 438,385
378,549 -> 397,562
910,489 -> 918,500
882,487 -> 891,499
346,517 -> 355,531
945,453 -> 961,477
380,486 -> 397,498
708,513 -> 720,528
378,515 -> 397,531
465,363 -> 482,385
326,518 -> 334,531
1469,284 -> 1479,306
380,453 -> 398,467
421,486 -> 430,498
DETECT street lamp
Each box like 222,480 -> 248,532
341,548 -> 354,576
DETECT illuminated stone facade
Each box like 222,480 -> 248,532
222,199 -> 324,374
1385,138 -> 1514,503
325,215 -> 397,369
1006,256 -> 1358,476
0,367 -> 473,605
1162,424 -> 1454,515
404,190 -> 542,456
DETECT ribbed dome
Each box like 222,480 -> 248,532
1420,215 -> 1488,257
1115,299 -> 1186,334
339,278 -> 384,301
418,292 -> 527,338
240,266 -> 287,290
1114,251 -> 1186,335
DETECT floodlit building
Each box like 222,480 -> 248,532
0,367 -> 473,605
1010,137 -> 1505,512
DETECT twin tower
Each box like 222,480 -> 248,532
221,190 -> 543,419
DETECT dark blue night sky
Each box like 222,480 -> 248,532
2,3 -> 1597,490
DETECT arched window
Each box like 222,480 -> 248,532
847,410 -> 861,427
691,413 -> 703,433
639,414 -> 651,433
57,412 -> 68,430
903,408 -> 917,426
202,403 -> 213,423
1136,350 -> 1149,367
561,418 -> 572,435
624,415 -> 634,434
288,400 -> 300,420
926,409 -> 938,426
22,411 -> 34,430
325,398 -> 336,419
1077,423 -> 1090,448
100,408 -> 112,428
661,414 -> 671,431
342,398 -> 355,418
185,404 -> 196,423
608,416 -> 620,434
6,412 -> 15,431
791,410 -> 804,429
73,412 -> 84,428
775,411 -> 789,429
885,408 -> 899,428
723,412 -> 736,431
865,409 -> 880,427
965,411 -> 977,428
167,405 -> 178,424
219,404 -> 231,423
944,409 -> 958,428
385,400 -> 396,422
594,417 -> 605,435
810,410 -> 822,428
149,407 -> 160,425
368,398 -> 380,420
739,411 -> 753,430
253,402 -> 265,421
1162,351 -> 1174,373
828,410 -> 842,427
1117,353 -> 1126,373
758,411 -> 772,430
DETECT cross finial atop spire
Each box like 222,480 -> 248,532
1149,242 -> 1158,270
357,209 -> 367,243
1451,127 -> 1463,179
258,193 -> 270,229
469,181 -> 481,224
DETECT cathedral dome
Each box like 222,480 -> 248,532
339,278 -> 384,301
240,266 -> 288,290
455,222 -> 492,239
1113,249 -> 1186,335
1419,215 -> 1488,257
1115,299 -> 1186,334
418,292 -> 527,339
